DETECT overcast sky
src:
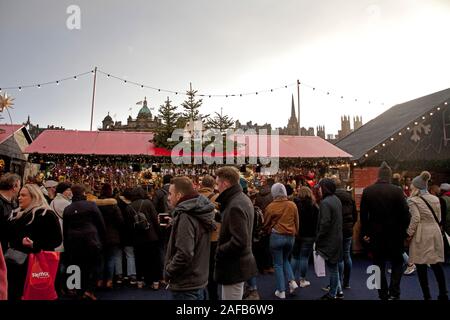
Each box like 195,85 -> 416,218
1,0 -> 449,136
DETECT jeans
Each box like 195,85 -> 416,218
103,246 -> 123,280
338,237 -> 353,287
325,260 -> 342,298
291,237 -> 315,280
221,282 -> 244,300
270,233 -> 295,292
172,288 -> 205,300
123,246 -> 136,277
247,276 -> 257,290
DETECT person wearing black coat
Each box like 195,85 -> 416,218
254,178 -> 274,273
333,178 -> 357,289
7,184 -> 62,300
315,179 -> 343,300
214,167 -> 258,300
360,161 -> 411,300
291,186 -> 319,288
63,184 -> 105,300
116,189 -> 136,284
125,186 -> 162,289
0,173 -> 20,252
94,183 -> 124,288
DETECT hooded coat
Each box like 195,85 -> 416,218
165,194 -> 215,291
315,179 -> 343,264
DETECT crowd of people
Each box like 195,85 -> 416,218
0,162 -> 449,300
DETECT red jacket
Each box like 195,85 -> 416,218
0,244 -> 7,300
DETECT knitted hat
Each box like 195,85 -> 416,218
378,161 -> 392,182
271,183 -> 287,198
440,183 -> 450,192
412,171 -> 431,190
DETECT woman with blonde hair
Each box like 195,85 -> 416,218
407,171 -> 448,300
6,184 -> 62,300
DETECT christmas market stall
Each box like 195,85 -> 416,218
24,130 -> 173,190
335,88 -> 450,252
0,124 -> 33,177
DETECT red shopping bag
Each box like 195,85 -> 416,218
22,251 -> 60,300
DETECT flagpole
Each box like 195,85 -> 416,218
90,66 -> 98,131
297,79 -> 300,135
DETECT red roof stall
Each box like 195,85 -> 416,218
25,130 -> 352,159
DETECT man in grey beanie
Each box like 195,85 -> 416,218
360,161 -> 410,300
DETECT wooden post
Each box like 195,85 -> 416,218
90,67 -> 98,131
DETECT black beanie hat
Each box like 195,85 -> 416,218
378,161 -> 392,182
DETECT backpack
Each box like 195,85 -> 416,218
253,206 -> 264,242
130,200 -> 150,231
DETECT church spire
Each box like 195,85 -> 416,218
291,94 -> 296,120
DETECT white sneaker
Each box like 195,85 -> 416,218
289,280 -> 299,294
404,264 -> 416,275
275,290 -> 286,299
299,279 -> 311,288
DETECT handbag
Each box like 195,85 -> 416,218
22,251 -> 60,300
4,248 -> 28,266
419,196 -> 450,248
313,244 -> 326,277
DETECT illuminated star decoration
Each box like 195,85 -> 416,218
0,93 -> 15,112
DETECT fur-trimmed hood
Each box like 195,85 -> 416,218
92,198 -> 118,207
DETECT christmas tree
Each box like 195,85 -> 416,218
206,109 -> 234,132
180,83 -> 209,126
153,96 -> 180,149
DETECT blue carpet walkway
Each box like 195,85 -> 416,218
96,257 -> 450,300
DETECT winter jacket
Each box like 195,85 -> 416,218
263,198 -> 299,236
50,193 -> 72,252
255,185 -> 273,212
0,194 -> 14,251
442,193 -> 450,235
360,181 -> 411,261
165,194 -> 215,291
124,199 -> 161,245
315,195 -> 343,264
214,184 -> 258,285
334,188 -> 357,238
8,208 -> 62,254
93,198 -> 123,247
0,244 -> 7,300
294,197 -> 319,239
153,184 -> 170,213
407,194 -> 444,264
116,196 -> 133,246
197,187 -> 221,242
63,200 -> 106,256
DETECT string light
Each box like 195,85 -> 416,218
0,67 -> 387,105
390,137 -> 394,141
437,107 -> 441,111
382,143 -> 386,147
398,132 -> 402,136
